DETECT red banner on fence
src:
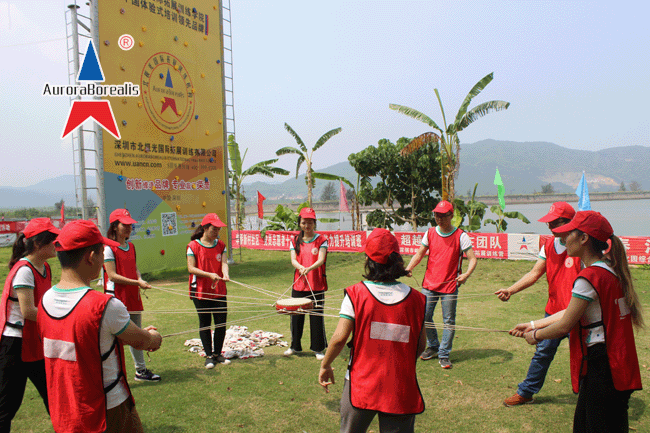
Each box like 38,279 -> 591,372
619,236 -> 650,265
232,230 -> 366,253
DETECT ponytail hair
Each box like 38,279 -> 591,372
9,230 -> 58,269
191,224 -> 208,241
607,236 -> 644,330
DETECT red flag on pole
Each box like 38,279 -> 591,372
339,181 -> 349,212
59,201 -> 65,227
257,191 -> 266,219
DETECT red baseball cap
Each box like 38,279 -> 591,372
433,200 -> 453,214
552,211 -> 613,242
201,213 -> 227,227
364,228 -> 400,264
299,207 -> 317,219
23,218 -> 60,239
538,202 -> 575,223
54,220 -> 120,251
109,208 -> 137,224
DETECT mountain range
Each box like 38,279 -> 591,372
0,140 -> 647,209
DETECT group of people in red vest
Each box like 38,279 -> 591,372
0,201 -> 643,433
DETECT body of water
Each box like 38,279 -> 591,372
242,199 -> 650,237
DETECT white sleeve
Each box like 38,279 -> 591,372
12,266 -> 35,289
103,298 -> 132,336
421,233 -> 429,247
104,245 -> 115,262
572,278 -> 598,302
339,293 -> 355,319
187,246 -> 194,256
538,244 -> 547,260
289,240 -> 295,251
459,232 -> 473,251
320,240 -> 328,249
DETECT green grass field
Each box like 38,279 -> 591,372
2,247 -> 648,432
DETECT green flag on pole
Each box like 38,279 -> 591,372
494,168 -> 506,210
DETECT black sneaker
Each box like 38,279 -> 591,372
439,358 -> 452,369
214,355 -> 231,365
135,368 -> 161,382
205,357 -> 216,369
420,347 -> 438,360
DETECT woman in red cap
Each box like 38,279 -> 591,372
511,211 -> 643,432
187,213 -> 231,368
104,209 -> 160,382
0,218 -> 59,430
284,207 -> 328,359
319,228 -> 426,433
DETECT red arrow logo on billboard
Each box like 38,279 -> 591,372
61,100 -> 121,139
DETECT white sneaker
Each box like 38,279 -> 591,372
315,352 -> 325,361
284,348 -> 297,356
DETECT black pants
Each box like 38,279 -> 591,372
192,297 -> 227,358
289,290 -> 327,352
0,336 -> 49,433
573,343 -> 633,433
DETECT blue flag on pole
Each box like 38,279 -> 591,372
575,172 -> 591,211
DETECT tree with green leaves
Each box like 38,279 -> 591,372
349,137 -> 441,231
390,72 -> 510,201
276,123 -> 342,207
484,205 -> 530,233
227,135 -> 289,230
320,182 -> 337,202
541,183 -> 555,194
452,183 -> 488,232
311,173 -> 361,230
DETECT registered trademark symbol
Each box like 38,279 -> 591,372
118,34 -> 134,51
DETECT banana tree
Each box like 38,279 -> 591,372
227,135 -> 289,230
484,205 -> 530,233
390,72 -> 510,201
276,123 -> 342,207
452,183 -> 488,232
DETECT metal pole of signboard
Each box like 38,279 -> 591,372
68,4 -> 88,220
89,0 -> 107,234
218,0 -> 235,265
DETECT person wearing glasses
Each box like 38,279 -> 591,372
495,202 -> 582,407
405,200 -> 477,369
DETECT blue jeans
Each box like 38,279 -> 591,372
517,312 -> 567,398
423,289 -> 457,359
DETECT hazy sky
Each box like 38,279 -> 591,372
1,0 -> 648,188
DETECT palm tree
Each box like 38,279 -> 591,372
276,123 -> 342,207
227,135 -> 289,230
390,72 -> 509,201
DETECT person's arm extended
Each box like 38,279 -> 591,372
16,288 -> 37,321
524,297 -> 588,344
495,258 -> 546,301
457,248 -> 477,284
187,255 -> 219,282
509,309 -> 565,337
290,249 -> 306,274
318,318 -> 354,393
405,245 -> 428,277
117,321 -> 162,351
104,261 -> 151,289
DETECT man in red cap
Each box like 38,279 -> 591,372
495,201 -> 582,406
37,220 -> 162,433
405,200 -> 477,369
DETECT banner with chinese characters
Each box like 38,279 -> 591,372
619,236 -> 650,265
466,233 -> 508,260
231,231 -> 366,253
98,0 -> 227,271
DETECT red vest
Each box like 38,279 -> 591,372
0,260 -> 51,362
293,234 -> 328,292
569,265 -> 642,393
188,239 -> 227,299
103,242 -> 143,312
543,237 -> 581,315
422,227 -> 463,294
38,289 -> 132,433
346,282 -> 425,414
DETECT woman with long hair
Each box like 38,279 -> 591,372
103,208 -> 160,382
187,213 -> 230,369
319,228 -> 426,433
511,211 -> 643,432
0,218 -> 59,431
284,207 -> 328,360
